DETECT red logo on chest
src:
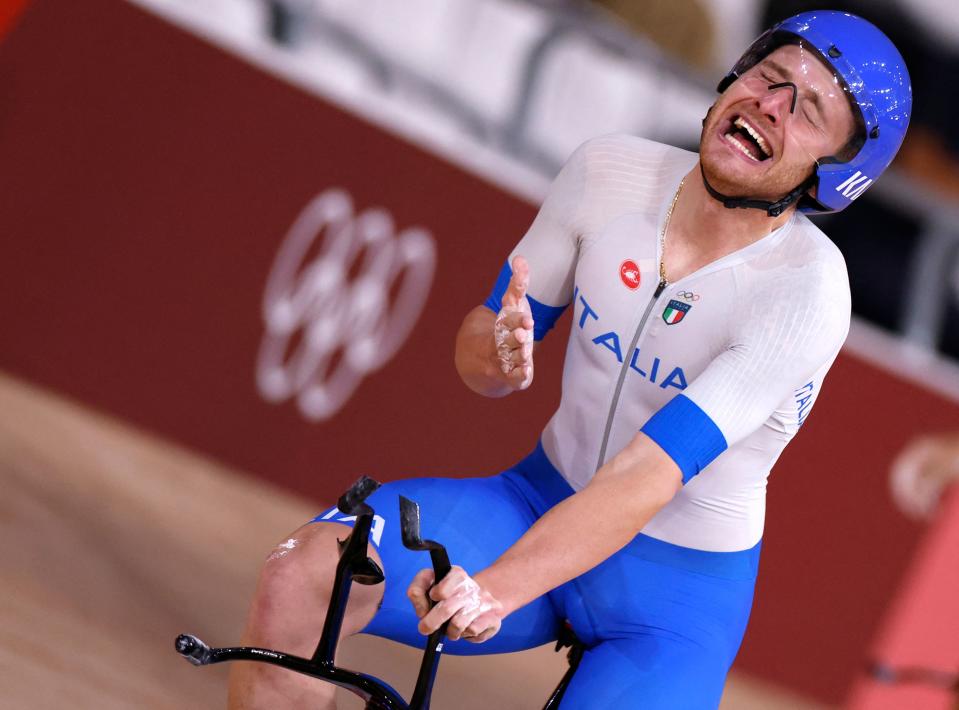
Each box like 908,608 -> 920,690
619,260 -> 641,290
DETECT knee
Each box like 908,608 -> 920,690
247,526 -> 338,633
260,529 -> 326,587
245,523 -> 382,644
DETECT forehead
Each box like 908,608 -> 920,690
761,44 -> 842,92
757,44 -> 855,131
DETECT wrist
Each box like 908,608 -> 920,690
473,566 -> 520,617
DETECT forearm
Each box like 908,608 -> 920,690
454,305 -> 514,398
475,435 -> 682,616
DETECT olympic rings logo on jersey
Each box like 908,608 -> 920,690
256,188 -> 436,421
676,291 -> 700,301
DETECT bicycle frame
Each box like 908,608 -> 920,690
175,476 -> 584,709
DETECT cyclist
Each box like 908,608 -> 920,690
229,12 -> 911,709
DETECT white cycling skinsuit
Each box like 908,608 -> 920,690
486,132 -> 852,552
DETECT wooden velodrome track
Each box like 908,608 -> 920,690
0,371 -> 826,709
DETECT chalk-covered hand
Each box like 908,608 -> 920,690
407,565 -> 504,643
493,255 -> 535,390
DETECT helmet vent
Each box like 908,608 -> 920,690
828,45 -> 842,58
870,126 -> 880,139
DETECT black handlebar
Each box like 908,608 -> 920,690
398,495 -> 453,710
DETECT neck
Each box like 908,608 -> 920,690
671,164 -> 795,251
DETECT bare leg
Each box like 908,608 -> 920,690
227,522 -> 385,710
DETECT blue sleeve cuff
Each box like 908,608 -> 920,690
641,394 -> 728,484
482,260 -> 568,341
482,261 -> 512,313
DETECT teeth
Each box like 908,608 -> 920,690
733,116 -> 771,157
726,133 -> 760,161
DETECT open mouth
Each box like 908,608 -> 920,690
724,115 -> 773,162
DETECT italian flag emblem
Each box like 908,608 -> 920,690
662,299 -> 691,325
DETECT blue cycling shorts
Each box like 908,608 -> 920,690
312,442 -> 760,709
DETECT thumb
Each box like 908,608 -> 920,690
407,568 -> 437,618
503,255 -> 530,308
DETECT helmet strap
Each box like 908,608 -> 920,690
699,163 -> 815,218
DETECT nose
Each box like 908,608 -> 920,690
757,81 -> 798,124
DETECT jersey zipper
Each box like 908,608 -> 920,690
594,278 -> 667,471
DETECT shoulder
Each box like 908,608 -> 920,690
748,214 -> 850,301
786,215 -> 850,301
731,215 -> 851,349
573,134 -> 697,179
568,135 -> 698,221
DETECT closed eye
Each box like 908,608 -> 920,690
760,65 -> 783,82
802,102 -> 823,129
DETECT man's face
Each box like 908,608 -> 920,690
700,44 -> 857,200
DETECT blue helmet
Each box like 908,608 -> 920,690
718,11 -> 912,213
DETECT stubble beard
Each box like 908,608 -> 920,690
699,108 -> 815,202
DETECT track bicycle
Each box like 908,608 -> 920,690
175,476 -> 584,709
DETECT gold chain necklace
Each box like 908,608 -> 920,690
658,177 -> 686,292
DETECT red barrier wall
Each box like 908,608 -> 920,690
0,0 -> 29,41
2,1 -> 957,703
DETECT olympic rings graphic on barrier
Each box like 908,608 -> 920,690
256,188 -> 436,421
676,291 -> 700,301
